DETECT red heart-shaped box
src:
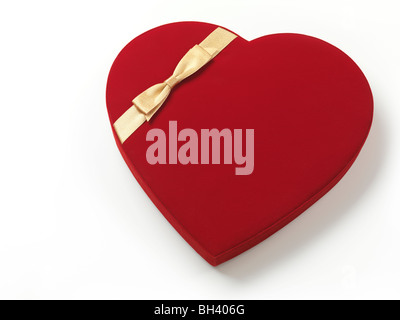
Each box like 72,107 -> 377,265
106,22 -> 373,266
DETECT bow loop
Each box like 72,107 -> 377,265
113,27 -> 237,143
133,83 -> 171,119
134,44 -> 214,120
171,45 -> 213,81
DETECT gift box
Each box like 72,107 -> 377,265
106,21 -> 373,266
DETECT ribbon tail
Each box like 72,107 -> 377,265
113,95 -> 168,143
113,105 -> 146,143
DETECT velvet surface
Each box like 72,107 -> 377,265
106,22 -> 373,265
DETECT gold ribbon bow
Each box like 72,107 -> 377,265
113,27 -> 237,143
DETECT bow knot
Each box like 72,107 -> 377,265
165,75 -> 180,89
113,27 -> 237,143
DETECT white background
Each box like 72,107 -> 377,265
0,0 -> 399,300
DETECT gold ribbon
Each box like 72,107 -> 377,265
113,27 -> 237,143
